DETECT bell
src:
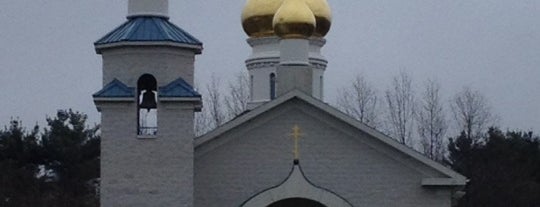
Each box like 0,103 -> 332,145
139,90 -> 157,111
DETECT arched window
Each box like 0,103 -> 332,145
270,73 -> 276,100
137,74 -> 158,136
250,75 -> 254,100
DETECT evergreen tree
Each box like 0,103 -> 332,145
0,110 -> 100,207
41,110 -> 100,207
447,128 -> 540,206
0,120 -> 43,207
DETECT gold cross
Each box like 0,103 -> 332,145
290,125 -> 303,160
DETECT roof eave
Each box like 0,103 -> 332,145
160,97 -> 202,112
95,41 -> 203,54
421,178 -> 468,187
93,97 -> 135,102
160,96 -> 201,102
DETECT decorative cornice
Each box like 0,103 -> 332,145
311,62 -> 327,70
246,59 -> 327,70
246,61 -> 279,70
309,37 -> 326,47
247,36 -> 326,47
247,36 -> 281,47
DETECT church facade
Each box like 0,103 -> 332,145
93,0 -> 466,206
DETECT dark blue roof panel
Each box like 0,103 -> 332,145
93,79 -> 135,98
95,17 -> 202,46
159,78 -> 201,98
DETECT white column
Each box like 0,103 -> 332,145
128,0 -> 169,18
276,38 -> 314,97
279,39 -> 310,66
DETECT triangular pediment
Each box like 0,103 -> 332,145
195,90 -> 466,186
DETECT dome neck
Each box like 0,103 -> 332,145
275,38 -> 314,98
279,39 -> 310,65
127,0 -> 169,19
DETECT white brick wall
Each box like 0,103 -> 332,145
101,47 -> 196,87
100,102 -> 196,207
98,44 -> 199,207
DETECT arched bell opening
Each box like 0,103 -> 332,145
267,197 -> 327,207
137,74 -> 158,136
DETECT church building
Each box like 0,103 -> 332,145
93,0 -> 467,206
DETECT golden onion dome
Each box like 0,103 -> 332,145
273,0 -> 316,39
304,0 -> 332,37
241,0 -> 284,37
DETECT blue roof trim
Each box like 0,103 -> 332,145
159,78 -> 201,98
93,79 -> 135,98
95,17 -> 202,46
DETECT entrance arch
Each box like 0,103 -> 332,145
267,198 -> 326,207
241,163 -> 353,207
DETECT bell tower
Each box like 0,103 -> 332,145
93,0 -> 202,206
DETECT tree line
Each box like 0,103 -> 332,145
0,110 -> 99,207
447,128 -> 540,206
196,71 -> 498,163
335,71 -> 498,162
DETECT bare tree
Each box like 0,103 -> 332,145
195,72 -> 251,136
224,71 -> 250,119
336,75 -> 379,128
416,79 -> 447,161
194,109 -> 210,136
204,74 -> 226,130
450,86 -> 496,140
384,71 -> 416,146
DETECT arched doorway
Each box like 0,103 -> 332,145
267,198 -> 327,207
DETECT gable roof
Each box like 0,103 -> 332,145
93,79 -> 134,98
94,17 -> 202,54
195,90 -> 467,186
159,78 -> 201,98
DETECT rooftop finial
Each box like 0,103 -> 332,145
128,0 -> 169,19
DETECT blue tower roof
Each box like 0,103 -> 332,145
93,79 -> 135,98
159,78 -> 201,98
95,17 -> 202,52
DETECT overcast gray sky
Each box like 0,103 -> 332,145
0,0 -> 539,133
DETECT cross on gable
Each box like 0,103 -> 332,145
290,125 -> 303,160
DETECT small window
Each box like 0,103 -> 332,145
250,75 -> 254,100
270,73 -> 276,100
320,75 -> 324,99
137,74 -> 158,136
